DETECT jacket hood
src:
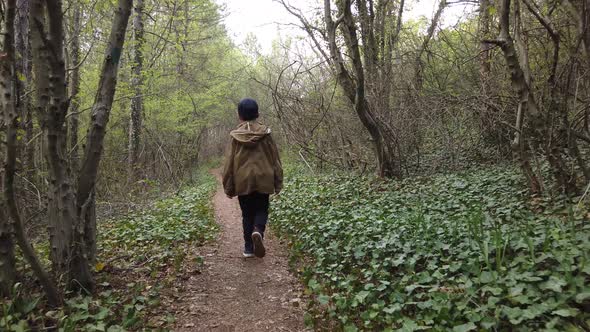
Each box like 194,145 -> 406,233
230,121 -> 271,146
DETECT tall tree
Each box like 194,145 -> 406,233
30,0 -> 133,291
76,0 -> 134,283
128,0 -> 144,180
15,0 -> 34,179
2,0 -> 61,305
69,0 -> 82,172
30,0 -> 79,279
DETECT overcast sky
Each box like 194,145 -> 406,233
216,0 -> 475,54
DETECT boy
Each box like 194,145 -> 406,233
222,98 -> 283,258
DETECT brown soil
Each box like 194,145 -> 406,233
174,172 -> 308,332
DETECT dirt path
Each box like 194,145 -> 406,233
174,172 -> 308,332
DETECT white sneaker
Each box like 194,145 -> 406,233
243,251 -> 255,258
252,231 -> 266,258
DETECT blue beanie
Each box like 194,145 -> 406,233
237,98 -> 259,121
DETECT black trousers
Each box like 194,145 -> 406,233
238,192 -> 269,252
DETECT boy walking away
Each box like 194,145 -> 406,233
222,98 -> 283,258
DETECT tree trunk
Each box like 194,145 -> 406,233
30,0 -> 96,290
495,0 -> 544,194
30,0 -> 76,278
15,0 -> 34,180
356,0 -> 378,80
0,202 -> 16,297
69,1 -> 82,173
512,103 -> 542,193
181,0 -> 190,74
584,0 -> 590,133
478,0 -> 492,78
583,0 -> 590,58
76,0 -> 133,285
477,0 -> 512,153
129,0 -> 144,181
3,0 -> 61,306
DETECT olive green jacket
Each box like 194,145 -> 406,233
222,121 -> 283,197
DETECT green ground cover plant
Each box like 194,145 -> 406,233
272,166 -> 590,331
1,174 -> 217,331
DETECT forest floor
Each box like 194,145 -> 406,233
173,171 -> 308,332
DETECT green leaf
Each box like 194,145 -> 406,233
308,279 -> 320,291
399,319 -> 431,331
318,294 -> 330,305
453,322 -> 476,332
355,291 -> 370,303
12,320 -> 28,332
540,276 -> 567,292
552,308 -> 580,317
383,303 -> 402,314
106,326 -> 125,332
509,285 -> 524,297
20,297 -> 40,315
503,306 -> 525,324
343,324 -> 358,332
574,292 -> 590,303
479,271 -> 495,284
480,317 -> 497,329
526,303 -> 550,320
16,72 -> 26,82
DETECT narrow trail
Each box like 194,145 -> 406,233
174,171 -> 308,331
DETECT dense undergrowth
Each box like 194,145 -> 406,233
1,173 -> 217,331
272,165 -> 590,331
